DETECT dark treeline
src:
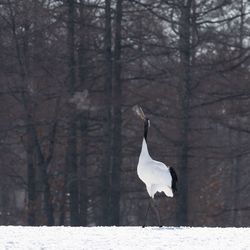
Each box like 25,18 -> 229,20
0,0 -> 250,226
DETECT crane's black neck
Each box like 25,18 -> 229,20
144,118 -> 149,141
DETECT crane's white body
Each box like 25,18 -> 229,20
137,138 -> 173,198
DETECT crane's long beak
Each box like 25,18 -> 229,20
133,105 -> 146,121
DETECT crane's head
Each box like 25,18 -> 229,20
133,105 -> 151,128
133,105 -> 146,121
133,105 -> 150,141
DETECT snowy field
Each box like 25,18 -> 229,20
0,226 -> 250,250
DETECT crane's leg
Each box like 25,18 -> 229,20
142,200 -> 151,228
151,199 -> 162,227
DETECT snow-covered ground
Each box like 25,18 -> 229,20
0,226 -> 250,250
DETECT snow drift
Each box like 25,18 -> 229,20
0,226 -> 249,250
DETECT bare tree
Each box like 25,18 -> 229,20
65,0 -> 80,226
176,0 -> 192,226
110,0 -> 123,226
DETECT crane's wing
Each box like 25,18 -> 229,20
151,159 -> 170,171
145,160 -> 172,186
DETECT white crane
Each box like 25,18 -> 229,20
133,105 -> 178,227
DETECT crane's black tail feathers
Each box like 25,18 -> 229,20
170,167 -> 178,193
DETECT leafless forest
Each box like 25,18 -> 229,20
0,0 -> 250,227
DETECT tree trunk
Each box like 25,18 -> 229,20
66,0 -> 80,226
231,118 -> 242,226
29,122 -> 55,226
26,125 -> 36,226
101,0 -> 113,226
79,115 -> 88,225
110,0 -> 123,226
42,173 -> 54,225
176,0 -> 192,226
78,0 -> 88,226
